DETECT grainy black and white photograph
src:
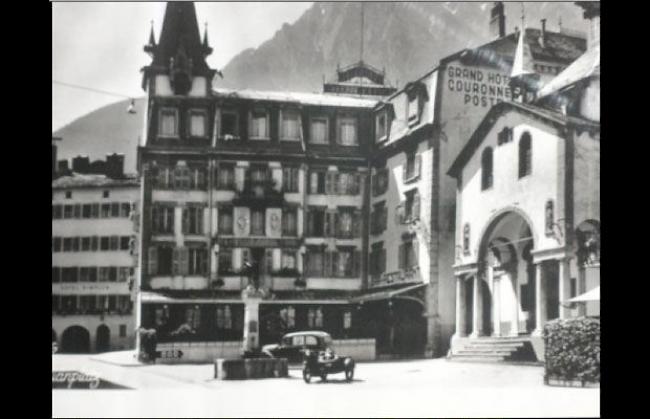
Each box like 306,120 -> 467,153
52,1 -> 600,417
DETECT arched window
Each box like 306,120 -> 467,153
519,132 -> 532,178
463,223 -> 470,255
481,147 -> 493,190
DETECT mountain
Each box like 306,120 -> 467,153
54,2 -> 589,173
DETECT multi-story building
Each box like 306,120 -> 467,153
133,1 -> 590,361
362,2 -> 587,358
446,1 -> 599,362
52,153 -> 139,353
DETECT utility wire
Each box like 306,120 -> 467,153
53,80 -> 134,99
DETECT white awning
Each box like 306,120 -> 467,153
566,286 -> 600,303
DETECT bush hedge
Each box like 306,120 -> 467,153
543,316 -> 600,384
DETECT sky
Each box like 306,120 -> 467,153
52,1 -> 313,132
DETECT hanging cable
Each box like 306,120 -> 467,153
53,80 -> 138,114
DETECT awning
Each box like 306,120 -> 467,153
349,283 -> 427,304
566,286 -> 600,303
140,291 -> 242,304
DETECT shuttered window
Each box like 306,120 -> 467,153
310,117 -> 329,144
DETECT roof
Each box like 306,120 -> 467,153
537,44 -> 600,99
447,100 -> 600,178
52,173 -> 139,189
213,87 -> 378,108
283,331 -> 332,339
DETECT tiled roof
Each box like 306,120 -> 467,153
52,173 -> 139,189
537,44 -> 600,99
213,87 -> 378,108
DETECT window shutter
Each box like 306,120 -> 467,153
395,203 -> 405,225
152,206 -> 159,232
265,248 -> 274,274
182,207 -> 189,234
324,252 -> 332,277
398,244 -> 405,269
333,213 -> 340,237
381,206 -> 388,232
353,210 -> 362,238
352,173 -> 361,195
353,250 -> 362,277
180,247 -> 189,275
306,210 -> 313,236
147,246 -> 158,275
310,172 -> 318,194
413,191 -> 421,221
381,248 -> 387,273
172,248 -> 180,275
413,239 -> 420,265
200,248 -> 208,275
325,172 -> 336,195
414,154 -> 422,178
331,252 -> 340,277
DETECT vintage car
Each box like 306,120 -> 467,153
302,347 -> 355,383
261,331 -> 333,364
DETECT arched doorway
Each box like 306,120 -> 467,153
61,326 -> 90,353
96,325 -> 111,353
476,210 -> 536,337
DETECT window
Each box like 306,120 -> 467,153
404,189 -> 420,222
183,206 -> 204,235
189,166 -> 207,190
306,247 -> 324,277
399,239 -> 418,269
157,246 -> 174,275
463,224 -> 471,255
118,267 -> 130,282
91,236 -> 99,251
52,267 -> 60,283
337,117 -> 358,146
63,205 -> 74,219
282,208 -> 298,236
72,237 -> 80,252
218,206 -> 234,235
248,165 -> 269,185
62,267 -> 78,283
519,132 -> 532,178
337,208 -> 357,239
404,152 -> 421,182
152,205 -> 175,234
343,311 -> 352,329
369,243 -> 387,277
336,172 -> 361,195
99,267 -> 109,282
281,249 -> 296,270
306,207 -> 326,237
63,237 -> 73,252
119,324 -> 127,338
79,267 -> 90,282
185,306 -> 201,330
310,117 -> 329,144
101,203 -> 111,218
120,203 -> 131,217
188,246 -> 207,275
282,166 -> 300,192
281,110 -> 301,141
217,306 -> 233,329
371,202 -> 387,235
103,190 -> 110,198
497,127 -> 513,145
53,237 -> 62,252
217,164 -> 235,190
220,110 -> 239,139
308,308 -> 323,328
408,92 -> 420,123
108,267 -> 118,282
173,165 -> 191,189
65,191 -> 72,199
372,168 -> 389,196
251,209 -> 265,236
309,170 -> 326,194
82,204 -> 92,218
481,147 -> 494,190
110,236 -> 119,251
218,249 -> 233,274
111,202 -> 120,217
159,108 -> 179,137
155,166 -> 172,189
188,109 -> 207,137
376,112 -> 388,142
280,306 -> 295,328
250,109 -> 269,139
91,203 -> 100,218
52,205 -> 63,220
334,248 -> 356,277
62,296 -> 77,313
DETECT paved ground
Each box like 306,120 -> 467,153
52,353 -> 599,418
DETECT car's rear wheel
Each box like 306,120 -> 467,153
345,366 -> 354,382
320,373 -> 327,382
302,368 -> 312,384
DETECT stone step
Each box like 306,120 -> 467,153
450,355 -> 506,363
469,337 -> 531,343
466,341 -> 525,347
455,349 -> 516,356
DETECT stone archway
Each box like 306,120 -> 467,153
96,324 -> 111,353
61,326 -> 90,353
475,210 -> 536,337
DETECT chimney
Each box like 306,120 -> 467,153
58,160 -> 69,174
490,2 -> 506,39
105,153 -> 125,178
540,19 -> 547,48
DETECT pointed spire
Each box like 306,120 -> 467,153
202,22 -> 213,55
144,20 -> 157,56
148,21 -> 156,46
511,27 -> 535,79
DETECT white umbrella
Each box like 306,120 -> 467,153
566,286 -> 600,303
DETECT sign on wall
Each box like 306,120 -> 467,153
446,64 -> 512,108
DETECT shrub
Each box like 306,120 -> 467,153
543,316 -> 600,384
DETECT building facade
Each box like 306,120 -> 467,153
447,1 -> 600,361
52,153 -> 139,353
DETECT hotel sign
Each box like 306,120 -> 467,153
218,237 -> 302,248
446,64 -> 512,108
52,282 -> 130,295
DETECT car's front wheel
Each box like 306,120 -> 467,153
320,373 -> 327,382
302,367 -> 312,384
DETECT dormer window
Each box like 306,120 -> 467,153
249,108 -> 270,140
280,109 -> 301,141
405,81 -> 427,127
220,109 -> 239,140
159,107 -> 179,138
376,111 -> 388,143
408,94 -> 420,123
188,109 -> 207,138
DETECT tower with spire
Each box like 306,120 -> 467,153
508,7 -> 540,104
